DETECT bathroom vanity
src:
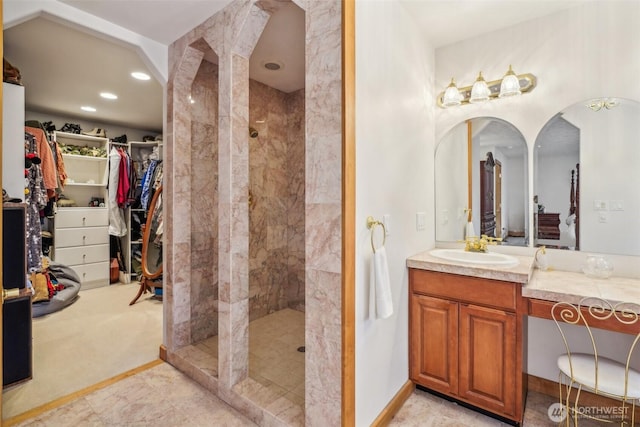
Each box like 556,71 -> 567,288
407,250 -> 534,424
407,248 -> 640,425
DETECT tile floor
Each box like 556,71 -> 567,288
9,305 -> 609,426
10,362 -> 257,427
182,308 -> 305,406
390,386 -> 610,426
12,362 -> 606,427
247,308 -> 306,406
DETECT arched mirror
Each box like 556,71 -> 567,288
534,98 -> 640,255
435,117 -> 528,246
129,186 -> 163,305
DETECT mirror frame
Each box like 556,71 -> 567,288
141,185 -> 163,280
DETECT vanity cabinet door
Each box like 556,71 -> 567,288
458,303 -> 516,417
410,294 -> 458,395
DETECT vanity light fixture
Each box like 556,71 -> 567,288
437,66 -> 536,108
442,78 -> 464,107
587,98 -> 619,112
469,72 -> 491,103
499,65 -> 521,97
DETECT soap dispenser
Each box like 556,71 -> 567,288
535,246 -> 548,271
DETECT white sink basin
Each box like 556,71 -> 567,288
429,249 -> 519,268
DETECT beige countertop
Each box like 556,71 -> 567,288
406,249 -> 535,284
407,249 -> 640,306
524,269 -> 640,305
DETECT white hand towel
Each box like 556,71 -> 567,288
374,247 -> 393,319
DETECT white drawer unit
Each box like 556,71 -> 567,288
54,244 -> 109,266
56,208 -> 108,228
72,262 -> 111,290
55,227 -> 109,248
53,206 -> 110,288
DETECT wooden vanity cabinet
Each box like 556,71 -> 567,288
409,269 -> 526,424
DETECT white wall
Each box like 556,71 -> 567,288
355,1 -> 434,425
432,1 -> 640,383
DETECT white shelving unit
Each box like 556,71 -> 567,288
52,131 -> 110,289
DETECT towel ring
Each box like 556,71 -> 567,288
366,216 -> 386,253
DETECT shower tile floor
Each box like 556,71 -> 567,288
191,308 -> 305,407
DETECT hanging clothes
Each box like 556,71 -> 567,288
108,146 -> 127,236
24,131 -> 47,271
140,160 -> 158,211
25,126 -> 57,199
116,148 -> 130,208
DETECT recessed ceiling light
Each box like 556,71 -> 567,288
263,61 -> 283,71
100,92 -> 118,100
131,71 -> 151,81
81,106 -> 97,112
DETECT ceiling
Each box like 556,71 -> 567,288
3,0 -> 585,133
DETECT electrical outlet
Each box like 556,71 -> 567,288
610,200 -> 624,211
598,212 -> 608,223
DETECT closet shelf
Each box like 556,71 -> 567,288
62,154 -> 107,162
65,182 -> 106,187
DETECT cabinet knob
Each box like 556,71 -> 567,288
83,254 -> 86,262
83,235 -> 86,244
82,217 -> 86,225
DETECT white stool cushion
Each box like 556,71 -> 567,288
558,353 -> 640,399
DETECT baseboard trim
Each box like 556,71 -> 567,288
371,380 -> 415,426
159,343 -> 168,361
3,359 -> 163,427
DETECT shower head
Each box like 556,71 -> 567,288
249,127 -> 258,138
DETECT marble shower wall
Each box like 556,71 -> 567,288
190,60 -> 219,343
165,0 -> 343,424
285,88 -> 305,312
248,80 -> 305,321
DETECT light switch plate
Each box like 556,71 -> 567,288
593,200 -> 608,211
416,212 -> 426,231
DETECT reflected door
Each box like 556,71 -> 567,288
480,160 -> 496,237
495,161 -> 502,238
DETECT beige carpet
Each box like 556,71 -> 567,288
2,282 -> 163,420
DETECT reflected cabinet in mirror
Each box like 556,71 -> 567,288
436,117 -> 528,246
534,98 -> 640,256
